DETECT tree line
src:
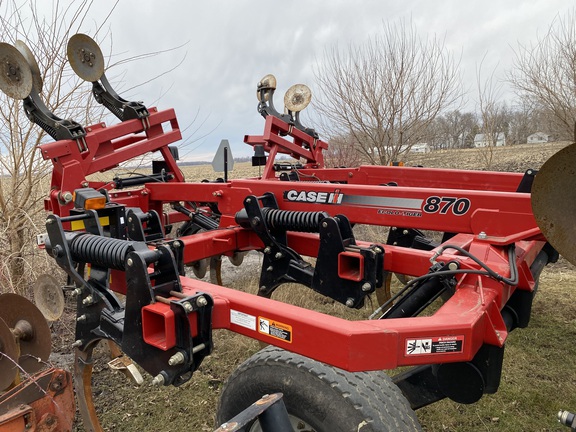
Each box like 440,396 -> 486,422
315,11 -> 576,167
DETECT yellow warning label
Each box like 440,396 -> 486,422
258,316 -> 292,343
71,216 -> 110,231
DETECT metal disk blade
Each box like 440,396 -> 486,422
228,251 -> 247,266
0,42 -> 33,99
0,293 -> 51,374
33,274 -> 65,321
67,33 -> 105,82
284,83 -> 311,112
192,258 -> 208,279
532,143 -> 576,265
14,40 -> 43,93
0,316 -> 18,391
257,74 -> 277,102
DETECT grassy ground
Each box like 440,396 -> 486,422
41,141 -> 576,431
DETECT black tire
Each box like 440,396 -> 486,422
216,346 -> 422,432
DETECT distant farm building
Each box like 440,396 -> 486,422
473,133 -> 506,148
410,143 -> 431,153
377,143 -> 432,156
527,132 -> 551,144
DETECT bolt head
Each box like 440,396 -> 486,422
127,257 -> 134,267
168,351 -> 185,366
152,374 -> 165,386
345,298 -> 355,307
362,282 -> 372,292
196,296 -> 208,307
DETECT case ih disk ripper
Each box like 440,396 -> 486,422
0,34 -> 572,431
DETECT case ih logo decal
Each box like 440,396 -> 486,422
284,189 -> 344,204
283,191 -> 471,217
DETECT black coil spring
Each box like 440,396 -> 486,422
69,234 -> 134,270
261,208 -> 328,233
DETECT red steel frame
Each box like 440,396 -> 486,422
41,108 -> 546,372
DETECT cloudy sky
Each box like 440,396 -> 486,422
33,1 -> 574,161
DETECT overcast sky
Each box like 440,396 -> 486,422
39,1 -> 574,161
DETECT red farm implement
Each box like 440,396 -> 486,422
0,34 -> 573,431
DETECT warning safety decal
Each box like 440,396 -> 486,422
258,316 -> 293,343
405,335 -> 464,355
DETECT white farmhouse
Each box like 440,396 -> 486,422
527,132 -> 551,144
410,143 -> 431,153
473,133 -> 506,148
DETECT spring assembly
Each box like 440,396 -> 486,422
69,233 -> 136,270
261,208 -> 328,233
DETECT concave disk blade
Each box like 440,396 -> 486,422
532,143 -> 576,265
284,83 -> 311,112
0,293 -> 51,374
256,74 -> 277,102
15,40 -> 43,93
0,316 -> 18,391
33,274 -> 65,321
0,42 -> 33,99
67,33 -> 105,82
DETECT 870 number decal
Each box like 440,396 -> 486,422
423,196 -> 471,216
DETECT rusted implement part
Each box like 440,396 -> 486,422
0,317 -> 18,391
0,294 -> 51,375
0,368 -> 75,432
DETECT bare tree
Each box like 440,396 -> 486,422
507,99 -> 535,145
0,0 -> 115,294
509,10 -> 576,142
322,134 -> 363,168
475,61 -> 509,169
313,19 -> 462,165
433,110 -> 478,150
